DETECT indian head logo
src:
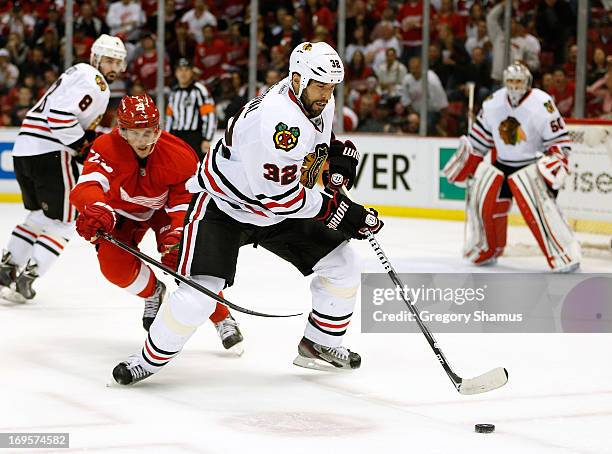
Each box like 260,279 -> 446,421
273,122 -> 300,151
498,116 -> 527,145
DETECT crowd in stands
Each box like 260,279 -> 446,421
0,0 -> 611,135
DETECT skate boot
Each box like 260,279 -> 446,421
0,251 -> 17,288
1,259 -> 38,303
112,354 -> 154,385
214,314 -> 244,355
293,336 -> 361,371
142,280 -> 166,331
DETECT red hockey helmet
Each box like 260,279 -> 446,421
117,94 -> 160,129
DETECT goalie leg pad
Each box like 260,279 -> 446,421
464,163 -> 511,264
508,164 -> 581,271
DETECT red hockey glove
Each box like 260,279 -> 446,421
323,139 -> 360,190
537,145 -> 569,190
316,189 -> 383,239
76,202 -> 117,242
159,227 -> 183,270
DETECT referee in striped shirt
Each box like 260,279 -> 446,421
165,58 -> 217,160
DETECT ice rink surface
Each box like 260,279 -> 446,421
1,202 -> 611,453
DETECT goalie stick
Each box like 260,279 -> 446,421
99,232 -> 303,319
343,186 -> 508,394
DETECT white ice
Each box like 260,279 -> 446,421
1,202 -> 611,453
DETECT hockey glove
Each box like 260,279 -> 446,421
70,130 -> 102,164
316,189 -> 383,239
324,139 -> 360,190
442,135 -> 483,186
76,202 -> 117,242
158,227 -> 183,270
537,145 -> 569,190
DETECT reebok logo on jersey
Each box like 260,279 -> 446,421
273,122 -> 300,151
499,116 -> 526,146
327,201 -> 349,230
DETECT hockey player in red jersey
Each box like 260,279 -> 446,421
70,94 -> 243,350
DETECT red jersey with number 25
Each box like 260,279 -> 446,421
70,129 -> 198,229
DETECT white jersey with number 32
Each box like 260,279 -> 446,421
188,77 -> 334,226
468,87 -> 572,167
12,63 -> 110,157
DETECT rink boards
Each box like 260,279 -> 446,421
1,126 -> 610,234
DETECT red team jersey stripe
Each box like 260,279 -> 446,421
22,123 -> 51,132
38,234 -> 65,250
263,188 -> 305,209
47,117 -> 77,124
180,193 -> 208,275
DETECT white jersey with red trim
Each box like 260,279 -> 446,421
468,87 -> 572,167
187,77 -> 334,226
12,63 -> 110,157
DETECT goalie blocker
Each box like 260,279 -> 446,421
444,137 -> 580,272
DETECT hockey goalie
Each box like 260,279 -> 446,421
443,62 -> 581,272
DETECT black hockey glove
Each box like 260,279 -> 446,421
315,188 -> 383,239
69,130 -> 101,164
323,138 -> 360,190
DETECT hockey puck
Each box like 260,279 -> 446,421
475,424 -> 495,433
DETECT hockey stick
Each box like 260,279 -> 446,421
363,230 -> 508,394
463,82 -> 476,254
343,186 -> 508,394
99,232 -> 302,319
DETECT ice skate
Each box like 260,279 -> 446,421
142,280 -> 166,331
0,251 -> 17,289
293,336 -> 361,371
112,354 -> 154,385
214,314 -> 244,355
1,259 -> 38,303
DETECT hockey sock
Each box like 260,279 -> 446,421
141,275 -> 224,372
6,223 -> 40,268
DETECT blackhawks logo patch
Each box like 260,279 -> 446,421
95,74 -> 107,91
273,122 -> 300,151
499,116 -> 527,145
544,100 -> 555,113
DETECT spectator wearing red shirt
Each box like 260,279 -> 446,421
433,0 -> 466,39
345,49 -> 374,92
398,0 -> 435,59
548,68 -> 575,117
225,21 -> 249,71
131,33 -> 171,91
193,25 -> 227,85
306,0 -> 335,39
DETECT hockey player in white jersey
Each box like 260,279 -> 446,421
112,41 -> 384,385
443,62 -> 580,272
0,35 -> 127,302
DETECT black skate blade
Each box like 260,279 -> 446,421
292,355 -> 353,372
0,287 -> 28,303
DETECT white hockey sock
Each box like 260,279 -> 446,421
141,275 -> 223,372
305,243 -> 361,348
31,232 -> 69,277
6,223 -> 40,267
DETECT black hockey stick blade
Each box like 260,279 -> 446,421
457,367 -> 509,395
99,232 -> 302,318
